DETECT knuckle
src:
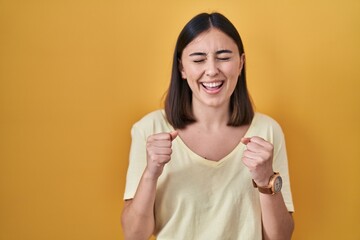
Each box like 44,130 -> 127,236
147,135 -> 154,142
264,152 -> 272,160
258,155 -> 266,162
149,155 -> 158,162
268,144 -> 274,151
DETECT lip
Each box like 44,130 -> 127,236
200,80 -> 224,94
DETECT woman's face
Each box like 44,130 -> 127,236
180,28 -> 244,109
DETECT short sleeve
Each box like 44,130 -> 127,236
123,125 -> 147,200
272,123 -> 295,212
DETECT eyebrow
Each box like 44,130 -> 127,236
189,52 -> 207,57
216,49 -> 233,54
189,49 -> 233,57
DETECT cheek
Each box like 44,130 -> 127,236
223,64 -> 241,78
183,65 -> 204,79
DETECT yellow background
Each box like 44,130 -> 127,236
1,0 -> 359,239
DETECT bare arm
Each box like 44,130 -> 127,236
260,193 -> 294,240
121,131 -> 178,240
241,137 -> 294,239
121,171 -> 158,240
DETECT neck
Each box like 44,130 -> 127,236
192,102 -> 230,131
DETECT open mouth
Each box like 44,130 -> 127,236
201,81 -> 224,91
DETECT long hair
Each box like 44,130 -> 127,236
165,12 -> 254,129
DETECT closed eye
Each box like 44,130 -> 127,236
193,59 -> 205,63
217,57 -> 230,61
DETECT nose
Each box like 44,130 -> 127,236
205,58 -> 219,77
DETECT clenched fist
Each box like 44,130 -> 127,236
145,131 -> 178,180
241,136 -> 275,187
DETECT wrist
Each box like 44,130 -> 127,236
253,171 -> 274,187
252,172 -> 283,195
142,168 -> 160,182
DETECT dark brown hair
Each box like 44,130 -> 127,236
165,12 -> 254,129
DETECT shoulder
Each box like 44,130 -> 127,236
253,112 -> 282,129
132,109 -> 173,136
135,109 -> 166,124
251,112 -> 285,139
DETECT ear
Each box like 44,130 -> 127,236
239,53 -> 245,73
178,59 -> 187,79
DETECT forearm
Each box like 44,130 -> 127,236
121,170 -> 158,240
260,192 -> 294,240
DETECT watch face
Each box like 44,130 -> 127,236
274,176 -> 283,193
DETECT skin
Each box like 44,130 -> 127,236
180,28 -> 244,110
121,28 -> 294,240
121,131 -> 178,240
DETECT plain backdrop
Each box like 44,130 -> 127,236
0,0 -> 359,239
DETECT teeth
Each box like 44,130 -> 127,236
202,82 -> 222,88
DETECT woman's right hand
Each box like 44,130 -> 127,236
145,131 -> 178,180
122,131 -> 178,240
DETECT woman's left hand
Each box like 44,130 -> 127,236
241,136 -> 274,187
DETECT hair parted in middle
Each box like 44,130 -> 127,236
165,12 -> 254,129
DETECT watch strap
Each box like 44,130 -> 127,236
252,172 -> 280,195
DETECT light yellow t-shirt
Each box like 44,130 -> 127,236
124,110 -> 294,240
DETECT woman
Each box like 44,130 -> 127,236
122,12 -> 294,240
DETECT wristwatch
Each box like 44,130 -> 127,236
252,172 -> 282,195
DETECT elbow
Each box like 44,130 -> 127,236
121,215 -> 146,240
122,226 -> 153,240
284,212 -> 295,239
279,214 -> 294,240
278,212 -> 295,240
263,213 -> 295,240
121,207 -> 154,240
282,213 -> 295,240
121,212 -> 129,238
288,215 -> 295,239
